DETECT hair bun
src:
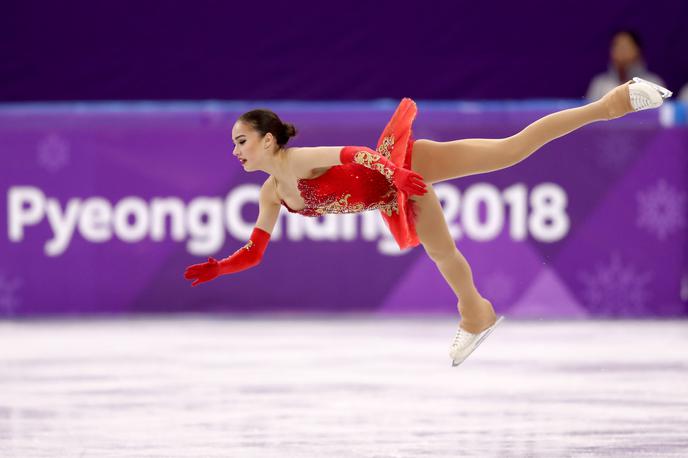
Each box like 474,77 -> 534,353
283,123 -> 297,140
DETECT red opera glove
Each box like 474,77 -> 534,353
340,146 -> 427,197
184,227 -> 270,287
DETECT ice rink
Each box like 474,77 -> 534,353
1,317 -> 687,457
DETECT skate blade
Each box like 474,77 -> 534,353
451,315 -> 505,367
632,77 -> 673,99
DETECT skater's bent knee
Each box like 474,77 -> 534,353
423,245 -> 461,265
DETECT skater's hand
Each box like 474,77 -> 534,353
184,257 -> 220,287
393,167 -> 427,197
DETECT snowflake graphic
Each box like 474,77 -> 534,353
579,253 -> 652,316
0,273 -> 23,315
480,271 -> 516,305
37,133 -> 70,172
595,133 -> 635,172
636,179 -> 687,241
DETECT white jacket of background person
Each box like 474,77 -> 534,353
586,62 -> 665,101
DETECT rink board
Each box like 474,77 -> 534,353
1,101 -> 687,316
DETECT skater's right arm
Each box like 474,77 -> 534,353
183,177 -> 280,287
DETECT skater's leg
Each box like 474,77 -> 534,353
411,83 -> 633,183
410,186 -> 496,333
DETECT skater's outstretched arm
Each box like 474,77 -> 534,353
183,177 -> 280,286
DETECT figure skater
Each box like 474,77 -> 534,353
184,78 -> 672,366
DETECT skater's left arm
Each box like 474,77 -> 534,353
289,146 -> 345,174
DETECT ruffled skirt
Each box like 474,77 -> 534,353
375,98 -> 420,250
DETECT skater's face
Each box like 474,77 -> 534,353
610,32 -> 640,69
231,121 -> 276,172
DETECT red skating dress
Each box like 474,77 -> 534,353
280,98 -> 420,249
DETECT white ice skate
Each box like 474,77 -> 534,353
629,77 -> 672,111
449,316 -> 505,367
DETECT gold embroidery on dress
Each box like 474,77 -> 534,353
353,150 -> 394,181
377,199 -> 399,217
314,194 -> 363,215
377,135 -> 395,159
313,191 -> 399,216
377,189 -> 399,216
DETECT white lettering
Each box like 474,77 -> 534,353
150,198 -> 186,241
113,197 -> 149,242
225,185 -> 258,240
529,183 -> 569,242
340,214 -> 357,241
79,198 -> 112,243
186,197 -> 224,256
462,184 -> 504,241
8,187 -> 45,241
304,215 -> 338,240
503,184 -> 528,241
285,212 -> 305,241
5,182 -> 570,258
44,198 -> 81,256
360,211 -> 402,256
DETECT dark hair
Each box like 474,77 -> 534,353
612,29 -> 643,51
238,109 -> 297,147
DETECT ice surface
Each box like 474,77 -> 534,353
0,317 -> 687,457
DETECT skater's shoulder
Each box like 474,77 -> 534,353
287,146 -> 346,178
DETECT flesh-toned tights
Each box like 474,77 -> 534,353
408,83 -> 633,333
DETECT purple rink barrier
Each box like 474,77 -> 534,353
1,101 -> 687,317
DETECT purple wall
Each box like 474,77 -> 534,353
2,1 -> 687,101
1,101 -> 687,317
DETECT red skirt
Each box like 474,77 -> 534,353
376,98 -> 420,250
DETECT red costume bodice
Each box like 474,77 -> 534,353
280,146 -> 399,218
280,98 -> 420,250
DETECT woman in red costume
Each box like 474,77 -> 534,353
184,78 -> 672,366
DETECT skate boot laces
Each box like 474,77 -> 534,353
629,78 -> 672,112
450,327 -> 476,353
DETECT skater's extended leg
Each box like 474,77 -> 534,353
411,81 -> 653,183
410,186 -> 496,334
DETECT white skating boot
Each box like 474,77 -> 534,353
629,77 -> 672,111
449,316 -> 505,367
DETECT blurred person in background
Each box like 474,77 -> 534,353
586,29 -> 666,101
678,83 -> 688,102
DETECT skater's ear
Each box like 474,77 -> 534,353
262,132 -> 277,150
